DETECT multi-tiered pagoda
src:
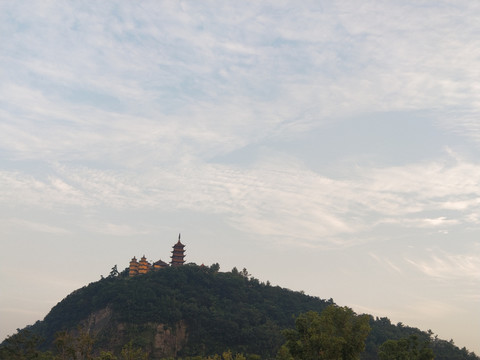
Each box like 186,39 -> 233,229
171,234 -> 186,266
128,234 -> 185,276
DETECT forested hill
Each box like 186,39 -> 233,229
4,264 -> 478,360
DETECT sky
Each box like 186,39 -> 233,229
1,0 -> 479,354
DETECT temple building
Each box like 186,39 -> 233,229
153,259 -> 169,270
138,256 -> 151,274
171,234 -> 186,266
129,234 -> 185,277
129,256 -> 139,276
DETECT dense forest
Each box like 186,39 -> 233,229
1,264 -> 478,360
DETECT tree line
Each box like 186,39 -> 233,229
1,264 -> 477,360
0,304 -> 441,360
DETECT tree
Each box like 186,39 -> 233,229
282,305 -> 371,360
53,327 -> 95,360
210,263 -> 220,273
0,329 -> 51,360
277,345 -> 294,360
96,352 -> 117,360
240,268 -> 250,278
109,265 -> 119,278
54,330 -> 75,360
378,335 -> 434,360
77,328 -> 95,360
119,342 -> 148,360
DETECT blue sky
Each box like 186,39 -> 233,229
1,0 -> 479,354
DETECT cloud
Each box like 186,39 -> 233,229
0,218 -> 70,235
440,115 -> 480,147
380,217 -> 461,229
362,158 -> 480,215
406,248 -> 480,282
369,252 -> 403,274
88,222 -> 150,237
2,151 -> 479,249
2,1 -> 480,169
419,217 -> 460,227
0,170 -> 94,208
1,1 -> 480,249
2,3 -> 480,354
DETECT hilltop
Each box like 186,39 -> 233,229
2,264 -> 478,360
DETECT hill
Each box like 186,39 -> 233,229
2,264 -> 478,359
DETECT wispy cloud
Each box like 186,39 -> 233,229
2,1 -> 480,167
369,252 -> 403,274
0,218 -> 70,235
1,2 -> 480,352
88,222 -> 150,237
406,248 -> 480,282
440,115 -> 480,147
2,151 -> 479,248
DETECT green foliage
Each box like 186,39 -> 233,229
96,351 -> 117,360
282,306 -> 371,360
0,328 -> 51,360
109,265 -> 119,279
378,335 -> 433,360
277,345 -> 294,360
4,264 -> 478,360
430,338 -> 478,360
119,342 -> 148,360
53,327 -> 96,360
220,349 -> 247,360
20,265 -> 329,358
210,263 -> 220,273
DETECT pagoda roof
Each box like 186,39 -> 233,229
154,259 -> 168,266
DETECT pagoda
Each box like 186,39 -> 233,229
171,233 -> 186,266
129,256 -> 139,277
138,255 -> 151,274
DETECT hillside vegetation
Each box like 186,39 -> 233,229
1,264 -> 478,360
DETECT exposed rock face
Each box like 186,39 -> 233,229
152,320 -> 187,358
84,307 -> 113,334
79,308 -> 187,359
